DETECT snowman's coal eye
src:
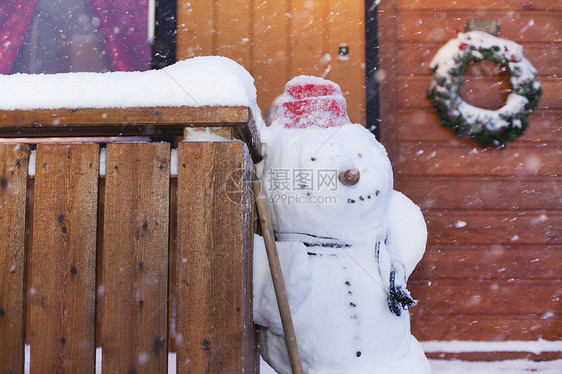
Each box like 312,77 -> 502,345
311,157 -> 317,161
357,153 -> 362,158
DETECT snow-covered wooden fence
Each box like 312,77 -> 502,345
0,106 -> 260,373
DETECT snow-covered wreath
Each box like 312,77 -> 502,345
427,31 -> 542,148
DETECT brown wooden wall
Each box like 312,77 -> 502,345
378,0 -> 561,356
176,0 -> 366,126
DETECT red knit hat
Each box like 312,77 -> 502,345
276,76 -> 349,129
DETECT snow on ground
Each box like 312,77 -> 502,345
422,339 -> 562,355
257,340 -> 562,373
22,344 -> 562,373
261,357 -> 562,374
426,359 -> 562,374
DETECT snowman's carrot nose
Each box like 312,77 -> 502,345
339,168 -> 360,186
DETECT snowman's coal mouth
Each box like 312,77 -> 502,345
347,190 -> 380,204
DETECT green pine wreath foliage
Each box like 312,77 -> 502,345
427,31 -> 542,148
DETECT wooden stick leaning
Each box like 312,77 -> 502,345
252,180 -> 304,374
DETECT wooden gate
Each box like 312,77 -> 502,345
0,106 -> 260,373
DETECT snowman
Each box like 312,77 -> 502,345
253,76 -> 431,374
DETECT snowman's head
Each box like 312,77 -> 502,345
258,122 -> 393,244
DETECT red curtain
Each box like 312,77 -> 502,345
88,0 -> 151,72
0,0 -> 37,74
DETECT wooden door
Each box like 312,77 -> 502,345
176,0 -> 366,126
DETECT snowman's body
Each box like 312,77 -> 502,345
253,76 -> 430,373
255,230 -> 429,374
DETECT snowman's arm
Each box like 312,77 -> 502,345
253,234 -> 312,334
388,191 -> 427,280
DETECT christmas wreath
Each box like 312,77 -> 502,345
427,31 -> 542,148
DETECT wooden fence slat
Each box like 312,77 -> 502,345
95,178 -> 105,349
101,143 -> 170,373
0,144 -> 29,374
168,177 -> 178,353
176,141 -> 256,373
28,143 -> 99,372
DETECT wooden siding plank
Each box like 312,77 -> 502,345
327,0 -> 366,125
176,141 -> 255,373
411,245 -> 561,281
397,12 -> 562,43
29,144 -> 99,372
377,0 -> 401,168
101,143 -> 170,373
411,315 -> 562,341
253,0 -> 291,117
399,143 -> 561,177
399,176 -> 561,210
424,210 -> 560,245
215,0 -> 252,68
0,106 -> 250,127
397,0 -> 562,11
176,0 -> 214,59
290,0 -> 329,77
409,279 -> 561,315
398,44 -> 561,77
0,144 -> 28,374
397,109 -> 562,143
398,77 -> 560,109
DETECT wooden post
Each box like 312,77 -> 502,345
175,140 -> 257,373
29,144 -> 99,372
0,144 -> 29,374
101,143 -> 170,373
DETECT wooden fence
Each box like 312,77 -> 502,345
0,106 -> 260,373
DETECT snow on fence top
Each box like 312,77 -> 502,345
0,56 -> 260,112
